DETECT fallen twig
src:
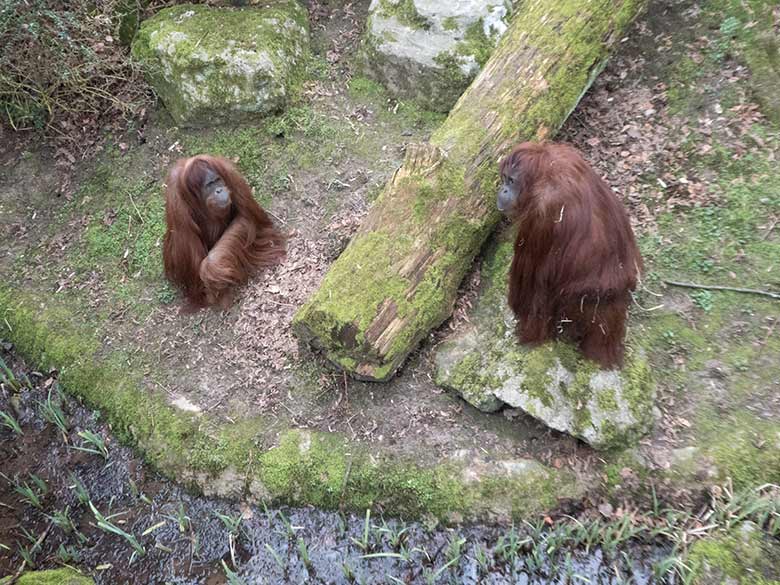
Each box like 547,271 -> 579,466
762,217 -> 777,240
7,522 -> 53,585
664,280 -> 780,300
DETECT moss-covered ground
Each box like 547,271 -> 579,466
0,0 -> 778,538
686,525 -> 780,584
0,568 -> 94,585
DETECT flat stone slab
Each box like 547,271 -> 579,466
132,2 -> 309,126
434,231 -> 657,450
359,0 -> 513,111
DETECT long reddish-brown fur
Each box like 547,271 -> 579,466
501,142 -> 643,368
162,155 -> 285,310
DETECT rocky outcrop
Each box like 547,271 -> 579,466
434,231 -> 657,450
132,2 -> 309,127
359,0 -> 514,112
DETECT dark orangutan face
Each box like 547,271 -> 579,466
497,169 -> 520,213
202,168 -> 231,209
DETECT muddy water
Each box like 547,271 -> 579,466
0,353 -> 666,584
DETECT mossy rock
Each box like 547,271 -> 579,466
435,229 -> 656,451
131,2 -> 310,126
358,0 -> 514,112
0,568 -> 94,585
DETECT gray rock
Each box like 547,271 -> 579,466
434,230 -> 656,451
359,0 -> 514,112
132,2 -> 309,127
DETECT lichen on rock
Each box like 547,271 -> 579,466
434,228 -> 656,451
131,2 -> 310,127
358,0 -> 514,112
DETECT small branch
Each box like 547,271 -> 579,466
762,217 -> 778,241
128,191 -> 145,225
664,280 -> 780,300
7,522 -> 53,585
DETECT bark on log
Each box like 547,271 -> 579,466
293,0 -> 647,381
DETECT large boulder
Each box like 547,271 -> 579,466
434,231 -> 656,451
131,2 -> 309,127
359,0 -> 514,112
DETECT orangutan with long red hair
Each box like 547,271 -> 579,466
497,142 -> 643,368
163,155 -> 285,311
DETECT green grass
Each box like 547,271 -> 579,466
629,0 -> 780,492
183,106 -> 345,207
5,69 -> 445,320
55,105 -> 345,312
707,0 -> 780,124
687,530 -> 780,584
665,0 -> 780,119
641,145 -> 780,287
347,76 -> 446,129
82,182 -> 163,277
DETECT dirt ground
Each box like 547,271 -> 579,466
0,0 -> 577,470
1,0 -> 780,582
0,0 -> 778,528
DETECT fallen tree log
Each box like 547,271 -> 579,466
294,0 -> 647,381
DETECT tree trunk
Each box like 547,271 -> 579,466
293,0 -> 647,381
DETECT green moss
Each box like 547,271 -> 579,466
457,19 -> 495,68
645,147 -> 780,284
634,115 -> 779,477
132,2 -> 310,125
377,0 -> 430,30
293,231 -> 413,374
518,348 -> 556,408
688,530 -> 780,584
294,151 -> 498,379
596,385 -> 619,412
433,0 -> 646,160
661,0 -> 778,120
82,181 -> 164,279
1,568 -> 93,585
442,16 -> 459,31
602,449 -> 650,493
428,51 -> 474,110
347,76 -> 446,129
412,183 -> 441,221
347,76 -> 386,99
621,349 -> 654,421
185,107 -> 344,203
513,343 -> 607,435
472,462 -> 579,517
482,239 -> 513,291
0,284 -> 577,520
439,351 -> 503,411
258,430 -> 348,505
437,257 -> 656,449
700,411 -> 780,489
666,55 -> 703,113
703,0 -> 780,123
